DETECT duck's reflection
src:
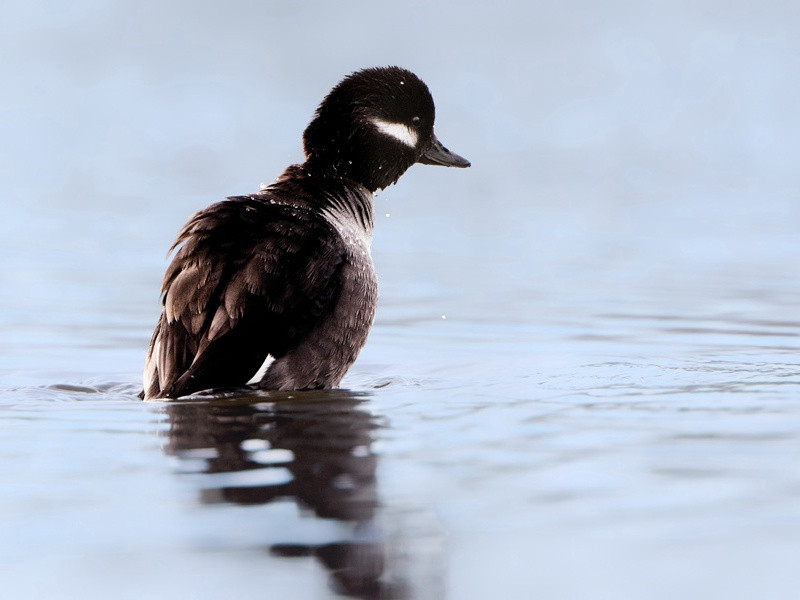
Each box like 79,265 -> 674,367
162,390 -> 399,599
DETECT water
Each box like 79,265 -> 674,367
3,1 -> 800,598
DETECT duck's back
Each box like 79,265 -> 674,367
142,167 -> 377,399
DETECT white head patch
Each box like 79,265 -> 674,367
370,117 -> 419,148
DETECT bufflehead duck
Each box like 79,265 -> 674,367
141,66 -> 469,400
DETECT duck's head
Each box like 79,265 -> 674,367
303,66 -> 470,192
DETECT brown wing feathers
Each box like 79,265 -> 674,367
144,196 -> 346,398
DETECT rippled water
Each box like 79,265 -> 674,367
3,1 -> 800,598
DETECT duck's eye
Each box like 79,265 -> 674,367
411,116 -> 421,125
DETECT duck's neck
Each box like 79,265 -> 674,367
276,163 -> 375,235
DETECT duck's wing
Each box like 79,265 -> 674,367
142,196 -> 346,399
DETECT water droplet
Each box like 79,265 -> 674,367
385,213 -> 390,218
441,315 -> 447,320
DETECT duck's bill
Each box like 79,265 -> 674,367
418,134 -> 471,168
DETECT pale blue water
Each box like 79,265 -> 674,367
2,1 -> 800,598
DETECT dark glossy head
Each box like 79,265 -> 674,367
303,66 -> 469,192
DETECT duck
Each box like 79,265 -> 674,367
141,66 -> 470,400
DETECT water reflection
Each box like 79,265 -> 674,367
162,390 -> 399,599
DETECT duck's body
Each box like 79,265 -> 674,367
142,67 -> 468,400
